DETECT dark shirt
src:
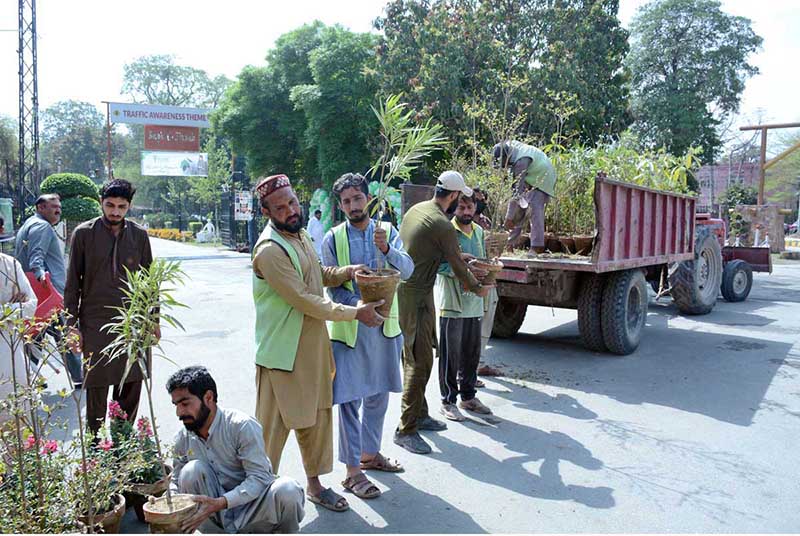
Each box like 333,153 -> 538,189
64,217 -> 152,387
398,200 -> 479,300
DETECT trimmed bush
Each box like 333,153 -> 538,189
188,222 -> 203,235
61,196 -> 101,223
40,173 -> 99,200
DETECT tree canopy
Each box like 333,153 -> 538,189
627,0 -> 762,163
40,100 -> 107,178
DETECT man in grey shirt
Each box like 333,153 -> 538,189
167,366 -> 305,533
14,194 -> 82,386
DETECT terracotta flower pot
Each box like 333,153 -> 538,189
471,258 -> 504,286
545,234 -> 562,253
355,268 -> 400,317
558,236 -> 576,254
124,465 -> 172,523
573,235 -> 594,255
143,493 -> 198,534
78,493 -> 126,534
485,231 -> 510,257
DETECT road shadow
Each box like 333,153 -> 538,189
487,309 -> 795,427
300,472 -> 486,534
425,420 -> 614,518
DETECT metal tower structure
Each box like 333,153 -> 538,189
18,0 -> 39,222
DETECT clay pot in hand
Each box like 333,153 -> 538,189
143,493 -> 198,534
470,258 -> 504,286
355,268 -> 400,317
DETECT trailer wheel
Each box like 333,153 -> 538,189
669,226 -> 722,315
577,274 -> 607,352
720,259 -> 753,302
601,269 -> 648,355
491,297 -> 527,338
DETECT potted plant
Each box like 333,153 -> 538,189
108,402 -> 172,523
360,94 -> 447,315
102,259 -> 197,533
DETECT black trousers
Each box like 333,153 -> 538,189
438,316 -> 482,405
86,381 -> 142,434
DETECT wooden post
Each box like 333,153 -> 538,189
758,127 -> 767,205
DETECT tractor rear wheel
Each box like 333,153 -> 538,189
669,226 -> 722,315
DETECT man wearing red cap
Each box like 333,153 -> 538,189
251,174 -> 384,513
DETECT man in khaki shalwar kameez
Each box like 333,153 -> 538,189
252,174 -> 384,513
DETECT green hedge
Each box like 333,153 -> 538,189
62,196 -> 101,223
188,221 -> 203,235
41,173 -> 99,200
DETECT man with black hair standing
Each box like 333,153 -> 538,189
65,179 -> 155,433
167,366 -> 305,533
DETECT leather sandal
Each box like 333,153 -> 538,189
342,473 -> 381,499
360,452 -> 404,473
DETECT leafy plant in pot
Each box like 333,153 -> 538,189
102,259 -> 196,533
360,94 -> 447,315
108,403 -> 171,523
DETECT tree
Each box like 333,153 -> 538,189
290,26 -> 380,187
0,115 -> 17,197
765,132 -> 800,209
627,0 -> 762,163
40,101 -> 106,179
374,0 -> 630,156
122,55 -> 232,108
212,22 -> 323,180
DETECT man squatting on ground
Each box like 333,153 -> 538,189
322,173 -> 414,500
251,174 -> 384,513
168,366 -> 305,533
394,170 -> 492,455
437,192 -> 494,422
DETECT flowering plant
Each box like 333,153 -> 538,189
108,400 -> 164,485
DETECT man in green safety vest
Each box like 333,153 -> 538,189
251,174 -> 384,514
493,140 -> 557,254
321,172 -> 414,501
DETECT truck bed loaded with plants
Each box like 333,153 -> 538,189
402,139 -> 771,356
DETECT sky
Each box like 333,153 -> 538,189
1,0 -> 797,152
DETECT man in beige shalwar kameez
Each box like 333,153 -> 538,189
252,174 -> 384,513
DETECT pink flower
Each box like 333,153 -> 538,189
40,439 -> 58,455
136,417 -> 153,438
77,459 -> 98,475
107,400 -> 128,420
24,435 -> 37,450
98,439 -> 114,451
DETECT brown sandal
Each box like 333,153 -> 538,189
342,473 -> 381,499
360,452 -> 404,473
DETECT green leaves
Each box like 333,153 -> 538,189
101,259 -> 187,389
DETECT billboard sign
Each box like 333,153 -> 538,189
234,191 -> 253,221
141,151 -> 208,177
110,102 -> 211,127
144,125 -> 201,152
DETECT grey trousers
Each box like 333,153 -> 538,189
178,460 -> 305,534
481,289 -> 499,357
525,188 -> 549,248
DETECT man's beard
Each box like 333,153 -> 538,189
346,210 -> 368,224
102,215 -> 124,227
273,214 -> 303,233
456,215 -> 473,225
446,198 -> 459,216
181,401 -> 211,433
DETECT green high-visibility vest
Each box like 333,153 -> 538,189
252,225 -> 307,371
510,141 -> 556,197
328,221 -> 401,348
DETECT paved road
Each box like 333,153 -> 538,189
44,238 -> 800,532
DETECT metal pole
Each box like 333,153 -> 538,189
758,128 -> 767,205
106,102 -> 113,179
